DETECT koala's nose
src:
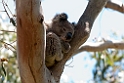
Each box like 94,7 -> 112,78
66,32 -> 72,40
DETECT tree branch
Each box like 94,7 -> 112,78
105,0 -> 124,13
49,0 -> 108,81
74,40 -> 124,55
65,0 -> 108,61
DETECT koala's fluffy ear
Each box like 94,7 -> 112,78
53,13 -> 68,22
59,13 -> 68,21
72,22 -> 76,28
72,22 -> 76,26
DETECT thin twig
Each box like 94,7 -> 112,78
10,40 -> 17,44
0,40 -> 16,50
1,0 -> 16,26
0,11 -> 5,12
5,3 -> 13,16
2,0 -> 11,19
0,30 -> 16,33
65,57 -> 74,68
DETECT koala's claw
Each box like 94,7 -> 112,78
61,41 -> 71,53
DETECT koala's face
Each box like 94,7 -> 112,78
51,13 -> 74,42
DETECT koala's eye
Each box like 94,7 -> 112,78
62,28 -> 66,32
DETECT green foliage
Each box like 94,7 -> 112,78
92,49 -> 124,83
0,23 -> 20,83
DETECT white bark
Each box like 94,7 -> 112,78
74,39 -> 124,55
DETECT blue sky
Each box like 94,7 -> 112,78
1,0 -> 124,83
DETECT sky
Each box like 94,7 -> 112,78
1,0 -> 124,83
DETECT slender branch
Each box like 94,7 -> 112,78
0,30 -> 16,33
74,40 -> 124,55
0,40 -> 16,50
105,0 -> 124,13
5,2 -> 13,16
1,0 -> 16,26
2,0 -> 11,19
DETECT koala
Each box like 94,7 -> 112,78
45,13 -> 74,67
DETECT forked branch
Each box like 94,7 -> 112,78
50,0 -> 108,82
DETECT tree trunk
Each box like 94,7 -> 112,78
16,0 -> 54,83
16,0 -> 108,83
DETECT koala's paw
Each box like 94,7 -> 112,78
45,59 -> 55,68
45,32 -> 63,67
61,41 -> 71,53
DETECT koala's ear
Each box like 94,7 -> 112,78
72,22 -> 76,27
53,13 -> 68,22
59,13 -> 68,21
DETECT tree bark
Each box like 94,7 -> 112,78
16,0 -> 108,83
16,0 -> 55,83
105,0 -> 124,13
74,39 -> 124,54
